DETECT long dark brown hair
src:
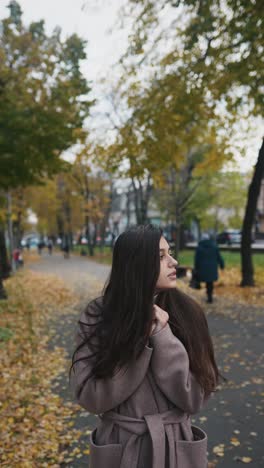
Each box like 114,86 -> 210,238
71,224 -> 219,396
157,288 -> 219,396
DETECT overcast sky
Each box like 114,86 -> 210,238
0,0 -> 263,172
0,0 -> 125,82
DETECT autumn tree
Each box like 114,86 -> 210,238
0,1 -> 92,189
185,171 -> 249,234
0,1 -> 93,294
101,60 -> 231,256
99,121 -> 153,225
168,0 -> 264,284
25,181 -> 60,239
24,161 -> 112,257
70,145 -> 112,256
118,0 -> 264,284
25,175 -> 82,244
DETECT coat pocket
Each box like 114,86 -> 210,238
176,425 -> 208,468
89,428 -> 123,468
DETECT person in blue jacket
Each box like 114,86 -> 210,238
194,233 -> 224,303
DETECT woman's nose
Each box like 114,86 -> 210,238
169,257 -> 178,267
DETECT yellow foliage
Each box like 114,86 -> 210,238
178,267 -> 264,309
0,271 -> 80,466
215,267 -> 264,306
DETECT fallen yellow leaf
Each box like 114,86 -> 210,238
241,457 -> 252,463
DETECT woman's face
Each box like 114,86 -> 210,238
156,236 -> 178,291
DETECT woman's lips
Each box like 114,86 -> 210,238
168,271 -> 177,278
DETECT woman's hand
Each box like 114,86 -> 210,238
150,304 -> 169,335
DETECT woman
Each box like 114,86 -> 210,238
70,225 -> 219,468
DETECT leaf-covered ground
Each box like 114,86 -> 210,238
0,271 -> 82,467
1,252 -> 264,466
210,267 -> 264,308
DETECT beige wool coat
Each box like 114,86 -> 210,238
71,300 -> 210,468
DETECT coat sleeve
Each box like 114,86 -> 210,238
70,310 -> 153,414
149,323 -> 208,414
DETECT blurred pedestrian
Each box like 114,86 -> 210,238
194,233 -> 225,303
62,241 -> 70,259
13,248 -> 23,269
110,231 -> 115,250
70,225 -> 220,468
47,238 -> 53,255
37,240 -> 44,255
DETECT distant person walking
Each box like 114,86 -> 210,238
13,248 -> 23,269
47,238 -> 53,255
194,234 -> 224,303
62,241 -> 70,259
37,240 -> 44,255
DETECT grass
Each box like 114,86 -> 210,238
178,249 -> 264,269
72,245 -> 113,264
73,245 -> 264,269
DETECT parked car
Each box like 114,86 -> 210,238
80,236 -> 88,245
216,230 -> 241,245
96,232 -> 115,247
21,236 -> 40,248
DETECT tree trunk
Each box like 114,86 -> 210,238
131,178 -> 141,224
6,191 -> 15,271
125,189 -> 132,228
99,180 -> 113,251
13,189 -> 24,249
0,227 -> 10,299
241,138 -> 264,286
174,222 -> 181,259
56,213 -> 64,244
173,202 -> 182,259
85,217 -> 94,256
64,198 -> 73,249
138,180 -> 148,225
131,176 -> 152,225
142,174 -> 152,224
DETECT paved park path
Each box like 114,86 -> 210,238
28,252 -> 264,468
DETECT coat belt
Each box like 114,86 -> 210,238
100,409 -> 188,468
